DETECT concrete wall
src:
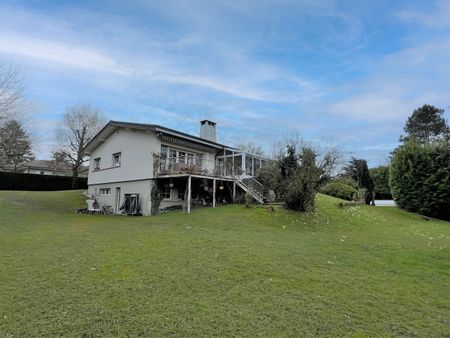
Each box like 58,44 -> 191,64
88,179 -> 153,216
88,129 -> 160,185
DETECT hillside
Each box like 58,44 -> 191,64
0,190 -> 449,337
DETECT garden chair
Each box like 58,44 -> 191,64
86,199 -> 102,214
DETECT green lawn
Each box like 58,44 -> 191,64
0,191 -> 449,337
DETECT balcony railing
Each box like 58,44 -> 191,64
156,154 -> 244,178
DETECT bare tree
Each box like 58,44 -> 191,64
234,142 -> 265,156
53,104 -> 105,184
0,119 -> 34,171
0,64 -> 26,122
270,132 -> 343,179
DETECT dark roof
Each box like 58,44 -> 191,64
83,120 -> 240,155
200,119 -> 216,126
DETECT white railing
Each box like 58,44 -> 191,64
157,154 -> 243,178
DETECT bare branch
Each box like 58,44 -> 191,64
0,63 -> 26,122
53,103 -> 106,183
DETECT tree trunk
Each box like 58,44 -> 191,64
71,167 -> 79,189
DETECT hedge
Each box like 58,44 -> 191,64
0,171 -> 87,191
320,182 -> 358,201
390,142 -> 450,220
370,166 -> 392,199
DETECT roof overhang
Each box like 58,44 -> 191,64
83,120 -> 227,155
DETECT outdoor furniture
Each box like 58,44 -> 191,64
102,205 -> 114,215
86,199 -> 102,214
76,207 -> 87,214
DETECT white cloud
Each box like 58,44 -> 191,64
0,32 -> 129,75
397,0 -> 450,28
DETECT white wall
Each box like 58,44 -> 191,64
88,179 -> 153,216
22,169 -> 54,175
88,129 -> 160,185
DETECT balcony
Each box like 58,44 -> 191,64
155,154 -> 242,178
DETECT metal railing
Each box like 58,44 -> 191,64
157,155 -> 243,178
239,176 -> 266,202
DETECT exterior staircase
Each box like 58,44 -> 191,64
236,175 -> 266,204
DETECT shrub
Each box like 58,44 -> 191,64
343,158 -> 374,205
390,141 -> 450,220
334,176 -> 358,189
284,148 -> 319,212
321,182 -> 358,201
0,171 -> 87,191
370,166 -> 392,199
244,192 -> 253,208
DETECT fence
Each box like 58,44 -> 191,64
0,171 -> 87,191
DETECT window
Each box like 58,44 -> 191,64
187,153 -> 194,165
112,152 -> 121,167
195,153 -> 203,167
178,151 -> 186,164
40,171 -> 45,175
94,158 -> 101,170
161,145 -> 204,170
178,189 -> 185,200
168,149 -> 177,167
99,188 -> 111,195
162,186 -> 171,199
161,145 -> 168,156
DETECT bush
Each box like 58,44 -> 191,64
370,166 -> 392,199
334,176 -> 358,189
0,171 -> 87,191
321,182 -> 358,201
244,192 -> 253,208
284,148 -> 319,212
390,142 -> 450,220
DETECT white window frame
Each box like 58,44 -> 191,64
112,152 -> 121,167
162,186 -> 171,200
94,158 -> 101,170
99,188 -> 111,195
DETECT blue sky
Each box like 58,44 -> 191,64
1,0 -> 449,166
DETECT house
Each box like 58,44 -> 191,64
17,160 -> 89,177
18,160 -> 69,176
83,120 -> 268,215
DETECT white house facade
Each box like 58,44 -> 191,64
83,120 -> 267,216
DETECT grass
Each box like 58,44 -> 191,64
0,190 -> 449,337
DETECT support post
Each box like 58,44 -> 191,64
213,178 -> 216,208
233,181 -> 236,203
187,175 -> 191,214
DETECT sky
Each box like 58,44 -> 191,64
1,0 -> 449,166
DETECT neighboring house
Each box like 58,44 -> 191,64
83,120 -> 268,216
18,160 -> 70,176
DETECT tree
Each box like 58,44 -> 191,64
400,104 -> 450,144
370,166 -> 392,199
0,119 -> 34,171
234,142 -> 265,156
0,64 -> 26,123
285,147 -> 320,212
53,104 -> 105,185
390,141 -> 450,220
343,157 -> 374,204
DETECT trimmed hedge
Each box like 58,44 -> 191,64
321,182 -> 358,201
370,166 -> 392,199
0,171 -> 87,191
390,142 -> 450,220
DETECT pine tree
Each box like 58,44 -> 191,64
0,119 -> 34,170
343,157 -> 374,204
400,104 -> 450,144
